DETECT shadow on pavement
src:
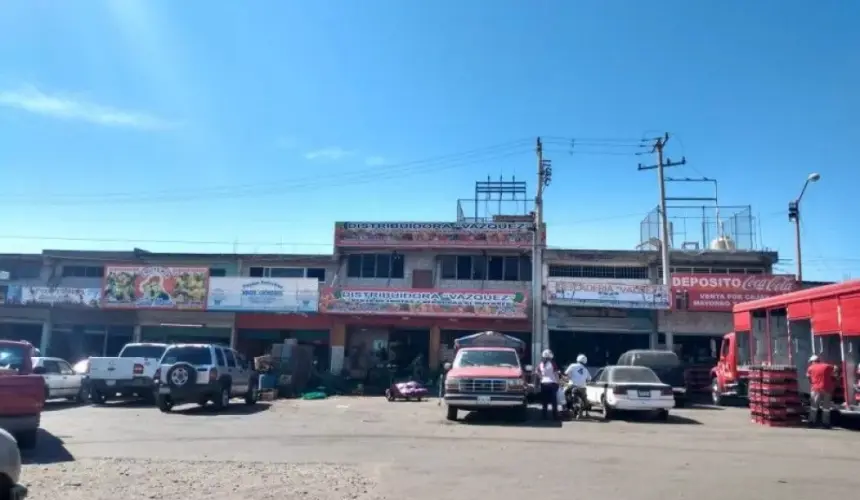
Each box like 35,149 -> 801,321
458,407 -> 563,428
21,429 -> 75,465
42,401 -> 87,412
618,411 -> 703,425
683,403 -> 724,411
173,402 -> 272,416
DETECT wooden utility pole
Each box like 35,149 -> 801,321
532,138 -> 551,365
638,133 -> 686,351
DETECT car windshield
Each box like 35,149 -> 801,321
629,352 -> 681,368
454,350 -> 520,368
609,367 -> 662,384
121,345 -> 167,359
0,345 -> 27,372
161,346 -> 212,366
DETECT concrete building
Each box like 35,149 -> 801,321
544,247 -> 787,368
324,221 -> 534,377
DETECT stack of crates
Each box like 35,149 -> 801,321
749,365 -> 803,427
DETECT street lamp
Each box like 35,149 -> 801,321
787,173 -> 821,282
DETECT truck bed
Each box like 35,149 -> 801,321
89,357 -> 161,380
0,374 -> 45,417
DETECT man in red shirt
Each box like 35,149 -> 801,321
807,355 -> 837,428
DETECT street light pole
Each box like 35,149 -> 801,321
788,173 -> 821,282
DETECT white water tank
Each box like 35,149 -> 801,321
710,235 -> 737,251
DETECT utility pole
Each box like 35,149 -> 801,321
532,137 -> 551,366
638,133 -> 685,352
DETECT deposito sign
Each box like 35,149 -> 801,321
671,273 -> 799,312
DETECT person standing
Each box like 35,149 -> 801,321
807,355 -> 836,429
537,349 -> 560,420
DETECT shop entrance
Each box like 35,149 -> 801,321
0,323 -> 42,348
141,326 -> 231,345
667,334 -> 720,365
549,331 -> 650,368
389,328 -> 430,379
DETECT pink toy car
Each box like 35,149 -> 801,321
385,381 -> 429,402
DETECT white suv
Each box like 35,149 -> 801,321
154,344 -> 258,413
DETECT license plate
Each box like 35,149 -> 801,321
637,390 -> 650,398
106,380 -> 116,387
477,395 -> 491,404
158,387 -> 170,394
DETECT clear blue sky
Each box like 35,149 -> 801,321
0,1 -> 857,281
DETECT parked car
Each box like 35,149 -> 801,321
0,341 -> 45,449
443,346 -> 531,422
585,365 -> 675,421
154,344 -> 258,413
32,357 -> 86,403
88,343 -> 168,404
617,349 -> 688,407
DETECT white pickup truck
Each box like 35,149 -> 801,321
88,343 -> 168,404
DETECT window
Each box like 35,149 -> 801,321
214,348 -> 226,367
162,346 -> 213,366
548,265 -> 649,280
62,265 -> 104,278
346,254 -> 404,279
42,360 -> 61,374
593,369 -> 606,383
441,255 -> 531,281
249,267 -> 325,279
306,268 -> 326,282
120,345 -> 167,359
224,349 -> 236,368
209,268 -> 227,277
234,352 -> 249,370
658,266 -> 768,276
58,360 -> 74,375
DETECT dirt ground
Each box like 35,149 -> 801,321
18,397 -> 860,499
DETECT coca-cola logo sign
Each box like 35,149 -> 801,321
671,273 -> 799,293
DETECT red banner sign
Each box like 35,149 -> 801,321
671,273 -> 799,312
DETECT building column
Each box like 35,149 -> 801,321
39,320 -> 52,355
132,324 -> 142,343
329,322 -> 346,374
428,325 -> 441,370
229,323 -> 238,349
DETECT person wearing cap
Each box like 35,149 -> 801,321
537,349 -> 560,420
806,355 -> 836,429
0,428 -> 27,499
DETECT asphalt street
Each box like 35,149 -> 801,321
19,397 -> 860,499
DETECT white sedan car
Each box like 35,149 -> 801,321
32,356 -> 86,402
586,365 -> 675,421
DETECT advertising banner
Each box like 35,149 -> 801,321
319,288 -> 528,318
207,278 -> 319,313
5,286 -> 101,307
671,273 -> 799,312
102,266 -> 209,310
333,221 -> 540,249
546,279 -> 671,310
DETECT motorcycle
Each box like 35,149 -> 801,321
563,380 -> 590,420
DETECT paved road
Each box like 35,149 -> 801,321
19,398 -> 860,499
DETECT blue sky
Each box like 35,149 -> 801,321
0,1 -> 857,281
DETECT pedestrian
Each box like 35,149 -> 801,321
537,349 -> 560,420
806,355 -> 836,429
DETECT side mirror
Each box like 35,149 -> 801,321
524,364 -> 533,372
443,362 -> 452,371
32,366 -> 46,375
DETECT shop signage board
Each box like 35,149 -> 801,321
318,287 -> 529,318
206,278 -> 319,313
333,221 -> 540,249
102,265 -> 209,310
5,286 -> 101,307
546,279 -> 671,310
671,273 -> 799,312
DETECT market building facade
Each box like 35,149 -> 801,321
322,221 -> 535,378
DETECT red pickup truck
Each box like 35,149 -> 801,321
0,340 -> 45,449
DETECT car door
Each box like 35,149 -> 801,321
224,349 -> 247,394
42,359 -> 65,398
58,360 -> 82,396
586,368 -> 606,405
235,352 -> 254,391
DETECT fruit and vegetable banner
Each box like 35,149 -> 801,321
333,221 -> 541,249
319,288 -> 528,318
102,265 -> 209,310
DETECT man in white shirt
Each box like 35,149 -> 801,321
537,349 -> 560,420
564,354 -> 591,417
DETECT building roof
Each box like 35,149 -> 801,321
545,248 -> 779,266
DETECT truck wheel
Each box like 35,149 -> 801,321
711,378 -> 723,406
513,405 -> 528,422
212,385 -> 230,411
91,390 -> 107,405
446,406 -> 458,421
244,385 -> 259,406
157,395 -> 173,413
15,430 -> 37,450
656,409 -> 670,422
601,396 -> 614,421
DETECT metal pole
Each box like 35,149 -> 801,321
656,138 -> 673,352
794,206 -> 803,282
532,138 -> 544,367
